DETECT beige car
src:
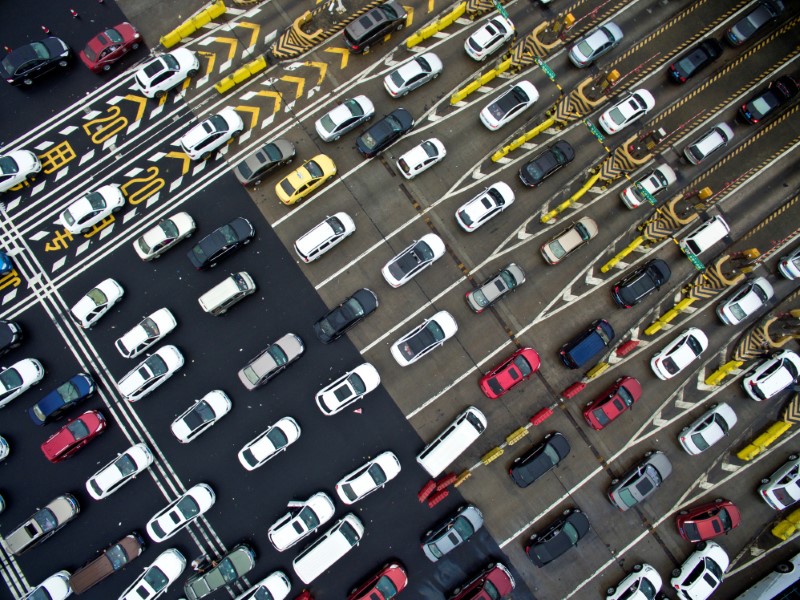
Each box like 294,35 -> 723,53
5,494 -> 80,555
238,333 -> 304,390
540,217 -> 598,264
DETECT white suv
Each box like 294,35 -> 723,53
179,107 -> 244,160
671,541 -> 729,600
742,350 -> 800,401
758,453 -> 800,510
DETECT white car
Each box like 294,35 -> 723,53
71,278 -> 124,329
60,184 -> 125,235
568,22 -> 624,68
25,571 -> 71,600
115,308 -> 177,358
778,246 -> 800,279
133,212 -> 196,261
315,95 -> 375,142
179,107 -> 244,160
679,403 -> 737,455
742,350 -> 800,401
118,548 -> 186,600
598,89 -> 656,134
650,327 -> 708,380
479,81 -> 539,130
267,492 -> 336,551
0,149 -> 42,193
118,345 -> 184,402
464,15 -> 515,61
0,435 -> 8,462
455,182 -> 515,232
85,442 -> 154,500
315,363 -> 381,416
335,451 -> 401,505
146,484 -> 215,543
671,541 -> 729,600
383,52 -> 442,97
716,276 -> 774,325
396,138 -> 446,179
0,358 -> 44,409
381,233 -> 446,287
170,390 -> 232,443
606,563 -> 662,600
238,416 -> 301,471
235,571 -> 291,600
134,48 -> 200,98
619,164 -> 677,209
391,310 -> 458,367
759,453 -> 800,510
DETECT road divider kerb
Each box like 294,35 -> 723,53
160,0 -> 227,49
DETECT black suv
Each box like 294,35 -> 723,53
518,141 -> 575,187
1,37 -> 72,86
525,507 -> 590,567
343,0 -> 407,53
355,108 -> 414,157
739,75 -> 798,124
668,39 -> 722,83
611,258 -> 671,308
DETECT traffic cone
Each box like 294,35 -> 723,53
70,9 -> 79,17
41,25 -> 50,34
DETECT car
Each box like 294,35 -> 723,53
24,571 -> 71,600
650,327 -> 708,380
0,37 -> 71,86
235,571 -> 292,600
583,376 -> 642,430
146,483 -> 215,542
349,563 -> 408,600
479,347 -> 540,399
608,451 -> 672,511
356,108 -> 414,157
560,318 -> 615,369
133,212 -> 196,261
118,548 -> 186,600
233,139 -> 296,186
179,107 -> 244,160
315,363 -> 381,415
568,22 -> 624,67
187,217 -> 255,269
237,333 -> 304,390
716,276 -> 774,325
69,532 -> 145,594
0,319 -> 21,357
0,357 -> 44,409
71,278 -> 124,329
5,494 -> 79,555
79,22 -> 141,72
598,89 -> 655,134
86,442 -> 154,500
60,184 -> 125,235
668,39 -> 723,83
465,263 -> 526,313
390,310 -> 458,367
450,563 -> 515,599
606,563 -> 662,600
464,15 -> 515,61
184,543 -> 256,600
40,409 -> 107,462
313,288 -> 379,343
671,541 -> 729,600
525,507 -> 590,567
455,182 -> 515,232
620,164 -> 678,209
275,154 -> 337,205
684,123 -> 734,165
0,435 -> 8,462
741,349 -> 800,401
479,81 -> 539,130
115,308 -> 177,359
679,403 -> 737,455
342,0 -> 407,53
0,250 -> 12,276
676,499 -> 741,542
0,149 -> 42,193
519,140 -> 575,187
294,212 -> 356,263
27,373 -> 94,425
117,345 -> 184,402
381,233 -> 446,287
267,492 -> 336,551
779,245 -> 800,279
384,52 -> 442,97
421,504 -> 484,562
134,48 -> 200,98
395,138 -> 446,179
611,259 -> 672,308
758,453 -> 800,510
315,95 -> 375,142
238,416 -> 301,471
510,432 -> 570,488
725,0 -> 784,46
540,216 -> 599,264
335,451 -> 401,504
739,75 -> 798,124
170,390 -> 232,443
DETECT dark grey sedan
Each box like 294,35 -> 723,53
187,217 -> 255,270
313,288 -> 378,344
509,432 -> 570,488
233,139 -> 295,186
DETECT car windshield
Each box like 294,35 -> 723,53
86,287 -> 109,307
340,520 -> 360,544
0,367 -> 22,390
267,345 -> 288,367
184,400 -> 214,429
346,372 -> 366,395
718,508 -> 732,530
401,322 -> 443,358
0,156 -> 20,175
691,431 -> 711,452
513,355 -> 533,377
470,289 -> 489,307
298,505 -> 320,529
143,566 -> 169,592
387,114 -> 403,132
143,354 -> 168,377
606,107 -> 626,125
305,160 -> 323,178
562,521 -> 579,544
176,495 -> 201,518
547,239 -> 568,259
115,453 -> 137,476
27,588 -> 56,600
366,463 -> 388,487
617,385 -> 634,407
618,488 -> 639,507
705,557 -> 723,579
67,418 -> 90,441
158,219 -> 179,241
33,507 -> 58,532
452,514 -> 476,539
86,191 -> 108,210
421,140 -> 438,157
139,317 -> 160,341
266,426 -> 289,448
543,442 -> 561,466
591,407 -> 610,425
107,543 -> 129,570
55,380 -> 81,402
375,575 -> 399,598
218,224 -> 239,244
686,335 -> 704,355
575,38 -> 596,58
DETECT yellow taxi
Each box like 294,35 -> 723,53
275,154 -> 336,206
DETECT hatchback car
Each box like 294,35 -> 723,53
741,349 -> 800,401
171,390 -> 232,443
422,504 -> 484,562
391,310 -> 458,367
650,327 -> 708,380
5,493 -> 79,555
70,532 -> 145,594
606,563 -> 662,600
676,499 -> 741,542
0,319 -> 21,357
118,548 -> 186,600
620,164 -> 678,209
343,0 -> 407,53
237,333 -> 304,390
179,107 -> 244,160
671,541 -> 729,600
525,507 -> 590,567
480,81 -> 539,130
348,563 -> 407,600
0,149 -> 42,193
568,22 -> 623,67
541,216 -> 598,264
583,376 -> 642,430
450,563 -> 515,599
519,140 -> 575,186
275,154 -> 337,205
381,233 -> 445,287
464,15 -> 515,61
725,0 -> 784,46
117,345 -> 184,402
608,451 -> 672,511
236,572 -> 292,600
184,544 -> 256,600
24,572 -> 71,600
314,288 -> 379,343
510,432 -> 570,488
455,182 -> 515,232
465,263 -> 526,313
668,39 -> 723,83
683,122 -> 734,165
716,276 -> 773,325
758,453 -> 800,510
335,451 -> 401,504
146,483 -> 215,542
27,372 -> 94,425
86,442 -> 154,500
356,108 -> 414,157
79,22 -> 141,72
479,347 -> 540,399
396,138 -> 446,178
60,184 -> 125,235
384,52 -> 442,97
134,212 -> 196,261
598,89 -> 655,134
41,409 -> 106,462
739,75 -> 797,124
294,212 -> 356,263
679,403 -> 737,455
315,95 -> 375,142
0,37 -> 71,86
611,259 -> 672,308
115,308 -> 176,359
233,139 -> 296,185
135,48 -> 199,98
267,492 -> 336,551
238,416 -> 301,470
315,363 -> 381,416
187,217 -> 255,269
0,357 -> 44,409
71,278 -> 124,329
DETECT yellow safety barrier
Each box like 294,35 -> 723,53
451,58 -> 511,104
675,297 -> 696,311
586,362 -> 609,379
214,54 -> 267,94
600,236 -> 644,272
454,470 -> 471,487
737,420 -> 793,461
407,2 -> 466,48
644,321 -> 664,336
480,447 -> 504,465
161,31 -> 182,48
541,171 -> 602,223
492,117 -> 556,161
772,507 -> 800,540
705,359 -> 744,386
506,427 -> 528,446
161,0 -> 226,48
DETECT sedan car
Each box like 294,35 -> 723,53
716,276 -> 773,325
233,139 -> 296,186
27,372 -> 94,425
679,403 -> 738,455
758,453 -> 800,510
479,347 -> 540,399
455,182 -> 515,232
5,494 -> 79,555
315,95 -> 375,142
0,357 -> 44,409
86,442 -> 154,500
275,154 -> 337,205
237,333 -> 304,390
184,544 -> 256,600
342,0 -> 407,53
541,216 -> 598,264
741,349 -> 800,401
23,572 -> 71,600
238,416 -> 301,471
479,81 -> 538,130
668,39 -> 723,83
384,52 -> 442,97
79,22 -> 141,72
115,308 -> 176,359
725,0 -> 784,46
356,108 -> 414,157
315,363 -> 381,416
568,22 -> 623,67
60,184 -> 125,235
0,319 -> 21,357
187,217 -> 255,269
450,563 -> 515,599
611,259 -> 672,307
779,245 -> 800,279
739,75 -> 797,124
133,212 -> 196,260
650,327 -> 708,380
464,15 -> 515,61
381,233 -> 445,287
118,548 -> 186,600
170,390 -> 232,443
396,138 -> 446,179
117,345 -> 184,402
525,507 -> 590,567
422,504 -> 484,562
606,563 -> 662,600
179,107 -> 244,160
671,542 -> 729,600
583,376 -> 642,430
134,48 -> 200,98
40,409 -> 107,462
349,563 -> 407,600
676,499 -> 741,542
235,571 -> 292,600
391,310 -> 458,367
0,149 -> 42,193
519,140 -> 575,186
146,483 -> 215,542
267,492 -> 336,551
0,37 -> 71,86
598,89 -> 655,134
335,451 -> 401,504
510,432 -> 570,488
70,532 -> 145,594
71,278 -> 124,329
608,451 -> 672,511
619,164 -> 678,209
313,288 -> 378,343
465,263 -> 526,313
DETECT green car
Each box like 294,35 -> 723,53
184,544 -> 256,600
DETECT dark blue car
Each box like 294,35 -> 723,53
28,373 -> 95,425
0,251 -> 12,276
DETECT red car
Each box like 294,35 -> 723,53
582,376 -> 642,430
79,23 -> 142,73
41,409 -> 107,462
348,562 -> 407,600
676,499 -> 741,542
479,347 -> 540,399
450,563 -> 515,599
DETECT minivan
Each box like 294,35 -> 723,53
559,319 -> 615,369
684,123 -> 734,164
70,532 -> 145,593
292,514 -> 364,584
417,406 -> 487,478
198,271 -> 255,315
294,212 -> 355,263
679,215 -> 730,257
343,0 -> 407,53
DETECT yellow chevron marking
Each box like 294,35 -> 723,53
281,75 -> 305,99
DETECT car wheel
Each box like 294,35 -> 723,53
80,227 -> 91,234
776,562 -> 792,573
607,587 -> 615,596
679,510 -> 688,515
761,478 -> 770,484
132,43 -> 140,50
58,60 -> 68,67
402,90 -> 408,97
112,206 -> 122,213
188,68 -> 199,78
23,78 -> 34,85
155,89 -> 167,99
714,498 -> 723,503
362,45 -> 370,53
396,23 -> 404,31
333,134 -> 341,141
633,563 -> 642,572
201,152 -> 212,161
611,478 -> 619,485
103,64 -> 111,72
672,568 -> 681,578
697,542 -> 707,551
790,454 -> 798,460
424,530 -> 431,537
644,451 -> 653,457
234,128 -> 244,137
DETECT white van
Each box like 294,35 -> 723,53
292,514 -> 364,584
679,215 -> 730,257
417,406 -> 487,478
294,212 -> 355,263
198,272 -> 256,315
735,552 -> 800,600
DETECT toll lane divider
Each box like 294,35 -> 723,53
161,0 -> 227,48
406,1 -> 466,48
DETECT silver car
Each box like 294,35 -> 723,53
568,22 -> 624,67
5,494 -> 80,555
238,333 -> 304,390
608,451 -> 672,511
422,504 -> 484,562
465,263 -> 526,313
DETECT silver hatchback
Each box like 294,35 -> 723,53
422,504 -> 484,562
608,451 -> 672,511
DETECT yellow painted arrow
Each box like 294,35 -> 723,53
304,61 -> 328,85
123,95 -> 147,122
255,90 -> 282,113
236,106 -> 260,129
325,47 -> 349,70
281,75 -> 305,99
166,151 -> 192,176
198,50 -> 216,76
235,22 -> 261,48
213,37 -> 238,62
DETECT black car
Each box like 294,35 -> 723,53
611,258 -> 671,308
725,0 -> 783,46
1,37 -> 72,86
509,432 -> 570,488
313,288 -> 379,344
0,320 -> 22,357
343,0 -> 407,54
187,217 -> 255,270
518,141 -> 575,187
233,139 -> 296,186
739,75 -> 798,124
356,108 -> 414,158
525,507 -> 590,567
667,39 -> 722,83
27,373 -> 95,426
